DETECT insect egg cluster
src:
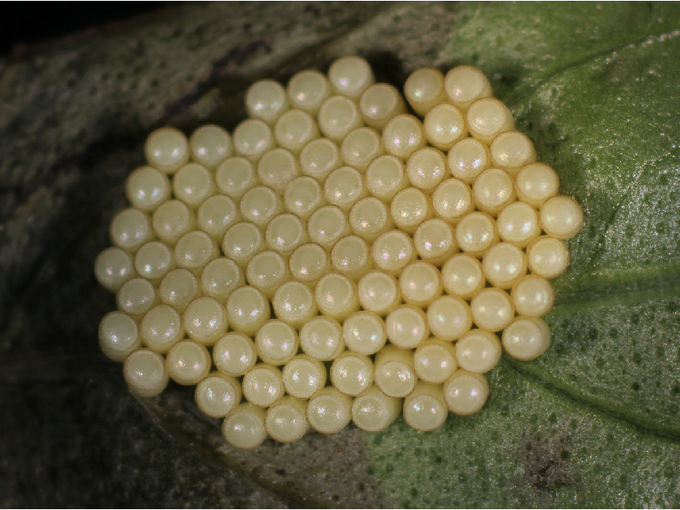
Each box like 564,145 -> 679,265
95,56 -> 583,449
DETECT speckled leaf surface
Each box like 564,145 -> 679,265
1,2 -> 680,508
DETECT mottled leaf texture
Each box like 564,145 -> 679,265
1,2 -> 679,508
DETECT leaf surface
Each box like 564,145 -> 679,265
366,3 -> 680,507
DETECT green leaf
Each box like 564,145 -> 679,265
366,2 -> 680,507
367,361 -> 680,508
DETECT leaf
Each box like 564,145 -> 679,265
366,2 -> 680,507
2,2 -> 680,508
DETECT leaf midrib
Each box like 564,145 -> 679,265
504,356 -> 680,443
553,270 -> 680,310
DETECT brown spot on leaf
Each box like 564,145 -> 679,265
519,428 -> 576,491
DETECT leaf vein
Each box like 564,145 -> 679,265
505,357 -> 680,443
507,29 -> 680,104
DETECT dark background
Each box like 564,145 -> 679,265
0,2 -> 170,55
